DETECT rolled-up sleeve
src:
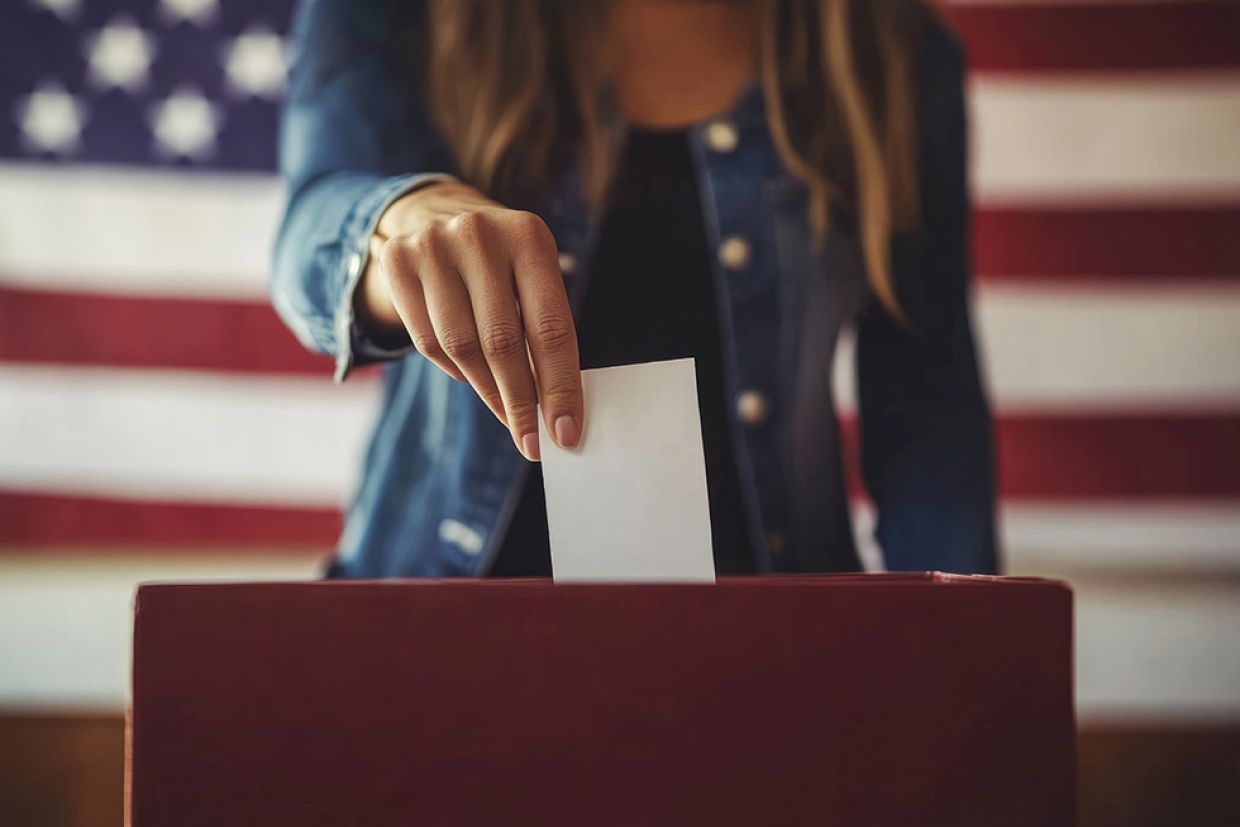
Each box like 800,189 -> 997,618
855,22 -> 999,574
271,0 -> 456,382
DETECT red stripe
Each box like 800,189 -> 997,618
841,414 -> 1240,502
945,1 -> 1240,73
0,284 -> 329,375
5,204 -> 1238,375
974,207 -> 1240,281
0,491 -> 340,548
996,414 -> 1240,500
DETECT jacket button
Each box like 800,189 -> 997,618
705,120 -> 739,153
718,236 -> 750,270
346,250 -> 363,279
558,252 -> 578,275
736,390 -> 769,426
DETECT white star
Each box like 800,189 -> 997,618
158,0 -> 218,27
16,82 -> 87,154
149,88 -> 221,160
30,0 -> 81,21
85,20 -> 156,92
222,28 -> 287,99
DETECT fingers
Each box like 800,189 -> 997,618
379,241 -> 468,386
507,213 -> 584,449
453,219 -> 545,461
378,208 -> 582,462
418,255 -> 511,431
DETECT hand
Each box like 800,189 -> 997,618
357,180 -> 582,462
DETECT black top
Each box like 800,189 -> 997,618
490,128 -> 755,576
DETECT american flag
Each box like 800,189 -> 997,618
1,1 -> 1238,706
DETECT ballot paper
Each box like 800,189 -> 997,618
538,358 -> 716,583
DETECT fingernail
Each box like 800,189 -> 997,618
521,432 -> 540,462
554,415 -> 580,448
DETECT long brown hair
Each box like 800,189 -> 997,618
427,0 -> 929,317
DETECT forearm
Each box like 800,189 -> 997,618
859,369 -> 997,573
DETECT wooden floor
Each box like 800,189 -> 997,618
1,714 -> 1237,826
0,715 -> 125,827
1077,723 -> 1240,826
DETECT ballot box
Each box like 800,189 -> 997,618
128,573 -> 1075,826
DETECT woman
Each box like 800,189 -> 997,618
272,0 -> 997,578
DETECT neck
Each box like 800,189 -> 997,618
607,0 -> 759,129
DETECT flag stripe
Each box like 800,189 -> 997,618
833,284 -> 1240,413
972,74 -> 1240,203
1,360 -> 1236,511
993,414 -> 1240,500
0,491 -> 340,547
0,285 -> 326,375
0,365 -> 376,507
0,554 -> 324,709
997,503 -> 1240,570
0,164 -> 281,298
839,414 -> 1240,501
11,201 -> 1235,321
974,206 -> 1240,281
970,283 -> 1240,412
944,1 -> 1240,73
4,284 -> 1240,406
849,499 -> 1240,574
5,490 -> 1240,565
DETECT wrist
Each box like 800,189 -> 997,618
376,180 -> 490,237
354,235 -> 407,346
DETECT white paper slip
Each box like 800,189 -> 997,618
538,358 -> 716,583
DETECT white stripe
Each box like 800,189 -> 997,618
0,364 -> 376,507
852,502 -> 1240,574
2,77 -> 1239,297
1000,503 -> 1240,571
972,74 -> 1240,204
0,163 -> 282,298
0,554 -> 320,708
833,283 -> 1240,414
1074,573 -> 1240,720
976,284 -> 1240,412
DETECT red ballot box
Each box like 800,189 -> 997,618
128,573 -> 1075,826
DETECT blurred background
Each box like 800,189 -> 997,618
1,0 -> 1238,824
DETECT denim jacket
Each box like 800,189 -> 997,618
272,0 -> 998,578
